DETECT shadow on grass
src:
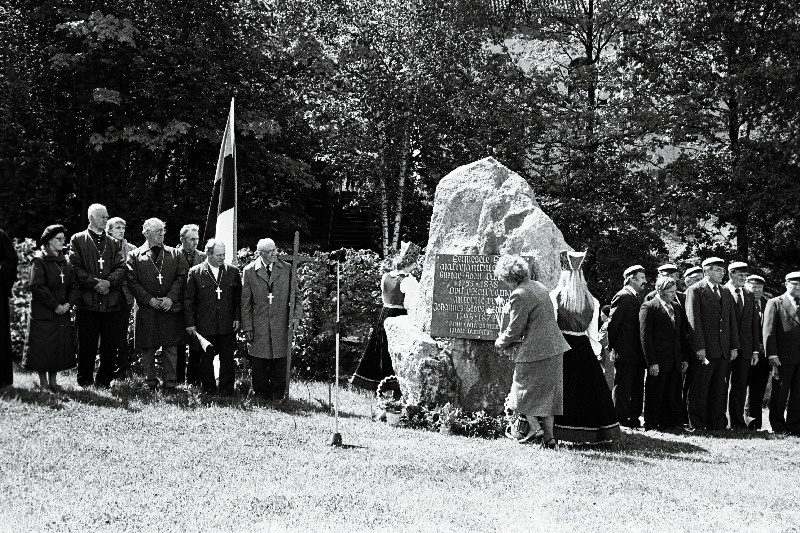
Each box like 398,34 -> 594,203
0,385 -> 139,412
565,430 -> 710,463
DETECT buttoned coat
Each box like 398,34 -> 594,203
241,258 -> 300,359
495,279 -> 570,362
69,230 -> 127,312
725,282 -> 761,357
127,245 -> 187,349
607,287 -> 645,365
639,297 -> 689,371
763,295 -> 800,365
184,262 -> 241,337
685,279 -> 740,359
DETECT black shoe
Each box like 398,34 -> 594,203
621,419 -> 642,429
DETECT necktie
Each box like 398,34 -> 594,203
217,265 -> 223,283
713,285 -> 720,300
664,302 -> 675,323
736,288 -> 744,314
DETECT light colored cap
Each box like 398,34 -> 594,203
746,274 -> 765,285
684,266 -> 702,277
701,257 -> 725,268
728,261 -> 748,273
785,272 -> 800,282
623,265 -> 645,278
657,263 -> 678,274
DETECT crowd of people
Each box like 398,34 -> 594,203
0,204 -> 300,401
496,253 -> 800,447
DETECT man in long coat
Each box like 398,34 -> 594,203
175,223 -> 206,386
127,218 -> 187,390
241,238 -> 300,401
69,204 -> 127,388
0,228 -> 19,388
745,275 -> 770,430
685,257 -> 740,431
184,240 -> 240,396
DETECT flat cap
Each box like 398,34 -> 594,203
746,274 -> 765,285
728,261 -> 748,273
701,257 -> 725,268
657,263 -> 679,274
623,264 -> 645,278
684,266 -> 702,277
785,272 -> 800,282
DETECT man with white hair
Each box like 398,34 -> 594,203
241,238 -> 300,401
175,224 -> 206,386
68,204 -> 127,388
127,218 -> 188,390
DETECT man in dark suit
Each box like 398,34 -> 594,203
763,272 -> 800,435
644,263 -> 680,302
724,261 -> 761,429
608,264 -> 648,428
176,224 -> 207,386
678,265 -> 703,425
184,239 -> 241,396
745,275 -> 770,430
0,228 -> 18,388
640,277 -> 690,430
685,257 -> 740,430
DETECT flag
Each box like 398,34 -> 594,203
205,98 -> 237,264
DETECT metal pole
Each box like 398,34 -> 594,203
330,259 -> 343,446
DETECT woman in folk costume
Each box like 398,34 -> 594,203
350,241 -> 420,391
552,250 -> 621,443
22,224 -> 79,391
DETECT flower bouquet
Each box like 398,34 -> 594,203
486,295 -> 510,331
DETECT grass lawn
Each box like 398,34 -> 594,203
2,369 -> 799,532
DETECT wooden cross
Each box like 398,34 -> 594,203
215,286 -> 222,300
97,257 -> 105,270
157,272 -> 163,284
280,231 -> 314,398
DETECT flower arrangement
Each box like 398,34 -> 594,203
486,295 -> 510,330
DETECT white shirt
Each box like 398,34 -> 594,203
208,263 -> 220,280
786,291 -> 799,311
726,282 -> 743,301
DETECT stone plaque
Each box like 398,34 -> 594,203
430,254 -> 513,340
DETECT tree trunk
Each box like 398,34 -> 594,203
380,166 -> 390,257
390,123 -> 411,251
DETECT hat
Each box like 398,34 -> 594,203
559,250 -> 586,271
785,272 -> 800,282
684,266 -> 702,278
746,274 -> 765,285
40,224 -> 68,246
728,261 -> 748,273
396,241 -> 421,268
623,265 -> 645,279
701,257 -> 725,268
657,263 -> 678,274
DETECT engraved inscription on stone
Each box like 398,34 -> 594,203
430,254 -> 513,340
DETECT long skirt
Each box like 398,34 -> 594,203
508,356 -> 563,417
554,333 -> 621,443
350,307 -> 406,391
22,313 -> 77,372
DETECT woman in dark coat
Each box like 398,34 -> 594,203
23,225 -> 79,391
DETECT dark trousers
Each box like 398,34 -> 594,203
251,357 -> 287,401
1,296 -> 12,386
200,333 -> 236,395
747,357 -> 771,429
76,309 -> 125,387
613,362 -> 646,426
644,366 -> 682,429
687,357 -> 729,430
727,352 -> 753,428
177,341 -> 202,386
114,310 -> 132,378
769,363 -> 800,434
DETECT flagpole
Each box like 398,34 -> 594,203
231,97 -> 238,264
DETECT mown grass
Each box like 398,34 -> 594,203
2,369 -> 799,532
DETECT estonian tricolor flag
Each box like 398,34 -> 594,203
205,98 -> 237,264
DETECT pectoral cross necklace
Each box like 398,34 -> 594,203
206,265 -> 223,300
87,231 -> 107,272
150,248 -> 164,285
55,263 -> 65,284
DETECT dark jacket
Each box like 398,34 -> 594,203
184,262 -> 242,336
68,229 -> 126,312
176,245 -> 207,270
685,279 -> 740,359
639,297 -> 689,371
725,283 -> 761,358
763,294 -> 800,365
607,287 -> 645,365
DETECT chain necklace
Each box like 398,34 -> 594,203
205,263 -> 224,299
86,228 -> 108,271
149,246 -> 165,285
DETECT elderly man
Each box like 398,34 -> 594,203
608,264 -> 648,428
764,272 -> 800,435
176,224 -> 206,386
640,277 -> 690,430
127,218 -> 187,390
184,240 -> 241,396
0,228 -> 18,388
69,204 -> 127,388
241,238 -> 300,401
106,216 -> 137,379
644,263 -> 680,302
685,257 -> 740,431
724,261 -> 761,429
745,275 -> 770,430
